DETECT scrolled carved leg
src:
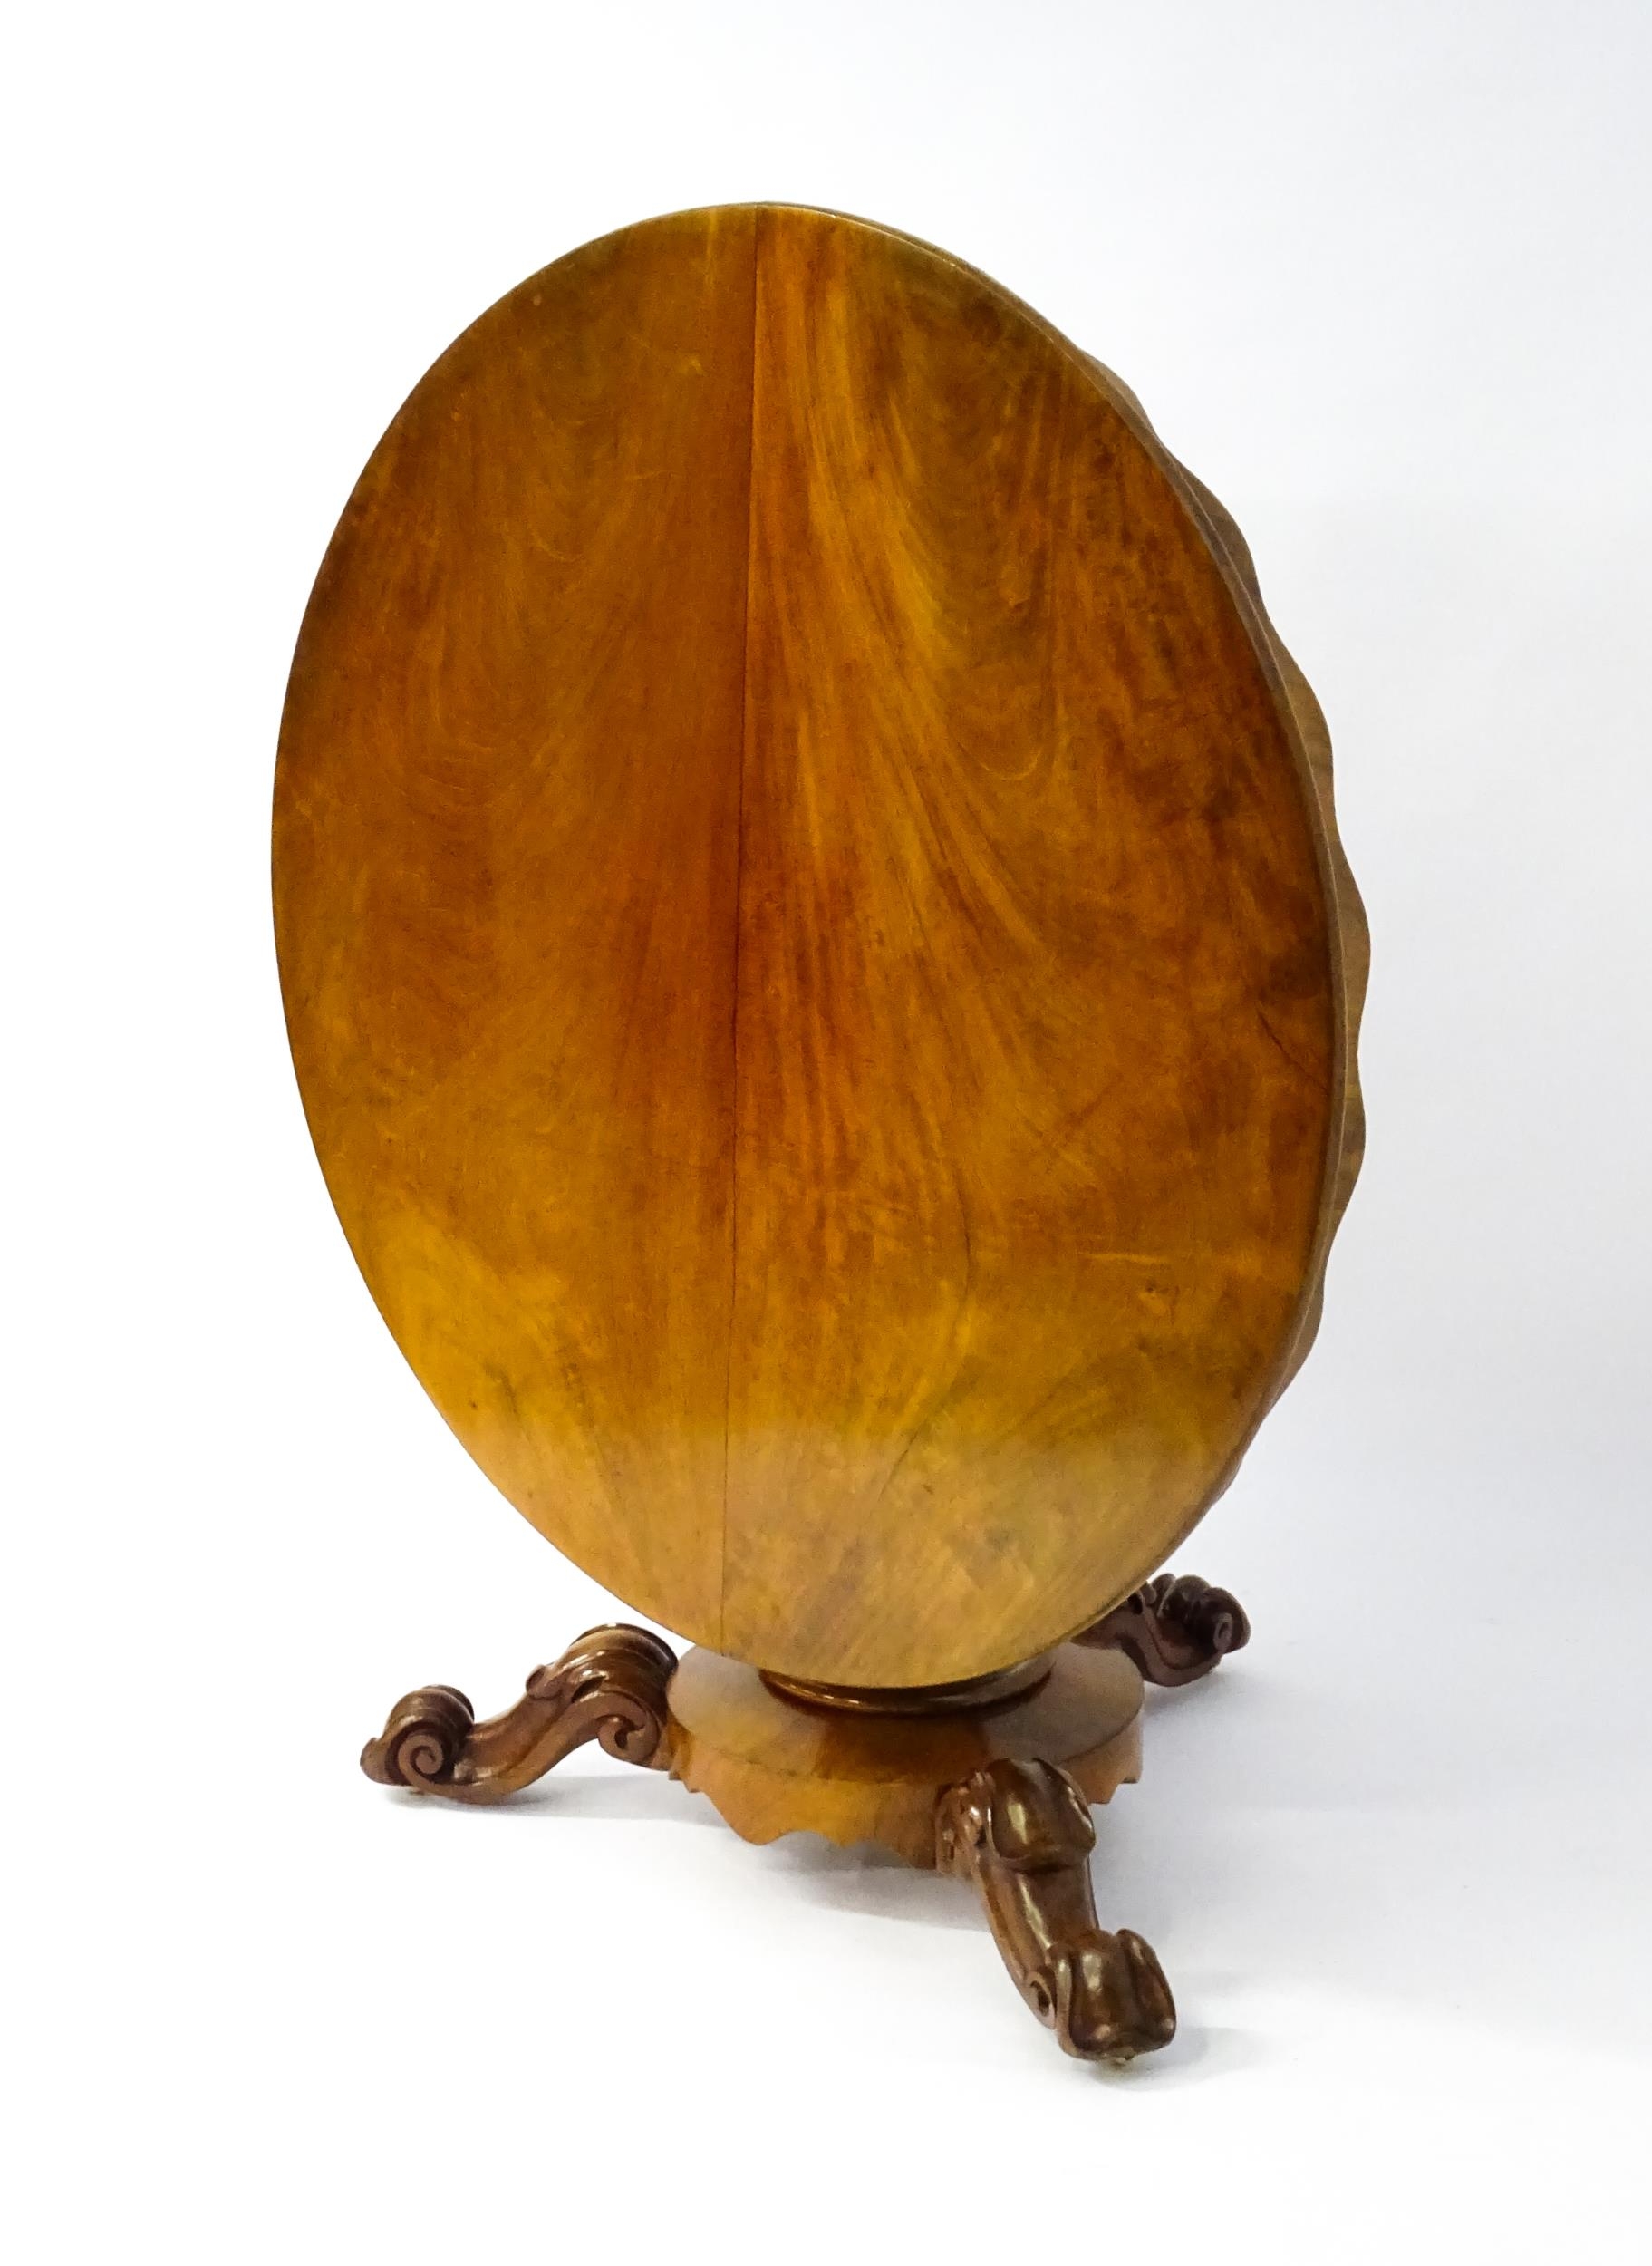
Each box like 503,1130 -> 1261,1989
361,1623 -> 677,1804
935,1757 -> 1175,2064
1076,1571 -> 1250,1686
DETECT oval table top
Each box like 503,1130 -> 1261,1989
275,204 -> 1366,1688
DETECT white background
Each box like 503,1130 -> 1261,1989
8,3 -> 1649,2259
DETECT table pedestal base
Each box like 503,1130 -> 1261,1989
361,1575 -> 1248,2065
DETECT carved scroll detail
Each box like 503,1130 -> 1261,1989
361,1624 -> 677,1804
935,1758 -> 1175,2063
1077,1572 -> 1250,1686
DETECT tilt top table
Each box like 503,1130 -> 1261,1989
275,204 -> 1366,2064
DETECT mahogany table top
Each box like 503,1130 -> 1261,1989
275,205 -> 1365,1687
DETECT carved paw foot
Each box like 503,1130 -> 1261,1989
361,1623 -> 677,1804
1077,1571 -> 1250,1686
936,1758 -> 1175,2064
1035,1929 -> 1176,2062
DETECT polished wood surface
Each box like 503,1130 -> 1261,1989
666,1639 -> 1145,1868
278,208 -> 753,1643
276,204 -> 1366,1687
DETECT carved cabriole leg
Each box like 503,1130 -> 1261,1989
935,1758 -> 1176,2064
1077,1572 -> 1251,1686
361,1624 -> 677,1803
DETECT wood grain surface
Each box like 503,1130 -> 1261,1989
275,204 -> 1366,1688
667,1642 -> 1145,1868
